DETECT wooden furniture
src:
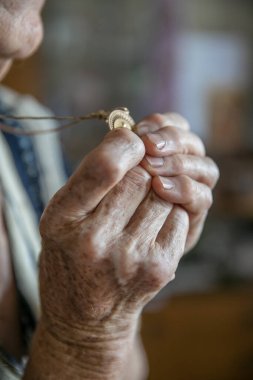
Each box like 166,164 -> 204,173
142,288 -> 253,380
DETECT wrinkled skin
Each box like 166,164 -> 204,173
39,114 -> 218,328
24,113 -> 219,379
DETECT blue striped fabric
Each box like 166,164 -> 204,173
0,102 -> 44,221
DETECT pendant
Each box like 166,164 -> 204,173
106,107 -> 135,131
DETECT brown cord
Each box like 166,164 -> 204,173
0,110 -> 111,136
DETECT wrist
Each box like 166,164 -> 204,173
25,314 -> 140,380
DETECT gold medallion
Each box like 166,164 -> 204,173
107,108 -> 135,131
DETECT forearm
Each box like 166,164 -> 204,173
23,316 -> 140,380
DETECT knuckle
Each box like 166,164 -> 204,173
82,228 -> 105,258
114,128 -> 145,155
147,112 -> 164,125
167,112 -> 191,130
171,154 -> 185,175
95,150 -> 123,185
83,233 -> 97,256
104,160 -> 122,185
195,184 -> 213,210
205,189 -> 213,209
92,130 -> 145,186
126,166 -> 151,190
180,175 -> 195,201
207,157 -> 220,183
166,127 -> 181,145
142,255 -> 178,291
141,259 -> 170,290
39,194 -> 63,239
195,135 -> 206,155
187,131 -> 206,156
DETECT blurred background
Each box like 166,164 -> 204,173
3,0 -> 253,379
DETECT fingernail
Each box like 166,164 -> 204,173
145,155 -> 164,167
159,177 -> 174,190
147,133 -> 166,150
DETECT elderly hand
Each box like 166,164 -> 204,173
25,115 -> 218,380
135,112 -> 219,253
39,127 -> 189,324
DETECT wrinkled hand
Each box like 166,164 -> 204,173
39,114 -> 219,339
135,113 -> 219,253
32,114 -> 219,379
39,128 -> 189,336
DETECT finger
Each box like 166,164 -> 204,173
142,154 -> 219,189
152,175 -> 213,215
129,206 -> 189,294
141,127 -> 205,158
44,129 -> 145,221
90,166 -> 152,239
156,206 -> 189,258
124,190 -> 173,246
108,191 -> 173,287
134,112 -> 190,136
